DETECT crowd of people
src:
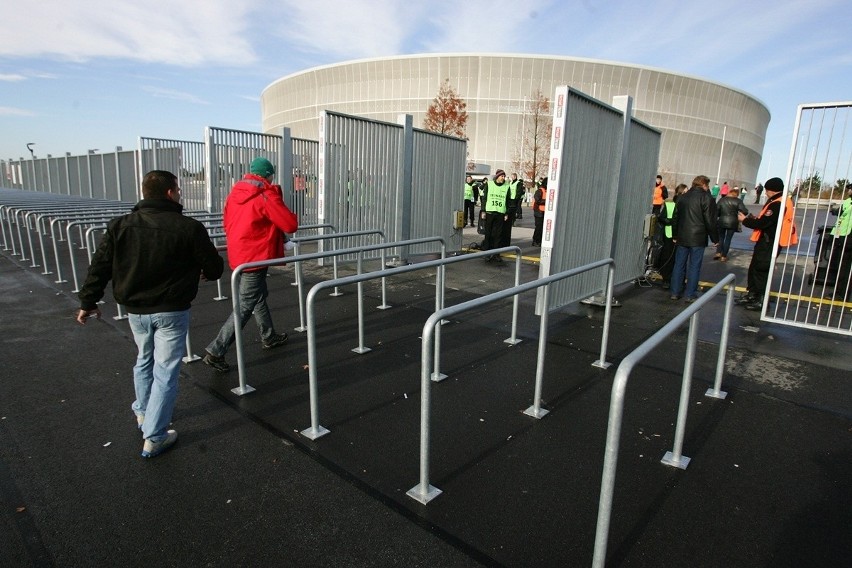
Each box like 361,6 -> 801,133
71,160 -> 833,458
653,173 -> 798,311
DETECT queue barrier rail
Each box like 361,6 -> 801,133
227,236 -> 447,397
407,258 -> 616,505
591,273 -> 735,568
300,246 -> 524,440
289,229 -> 385,300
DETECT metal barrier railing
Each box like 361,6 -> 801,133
300,243 -> 505,441
290,229 -> 385,300
226,238 -> 444,397
407,258 -> 616,505
287,230 -> 386,333
591,273 -> 736,568
288,223 -> 336,287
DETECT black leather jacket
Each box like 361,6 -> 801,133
672,187 -> 719,246
716,195 -> 749,230
79,199 -> 224,314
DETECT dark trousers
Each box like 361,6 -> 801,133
533,214 -> 544,245
464,200 -> 475,225
747,239 -> 772,299
499,210 -> 515,247
515,197 -> 524,219
657,236 -> 676,282
483,212 -> 505,251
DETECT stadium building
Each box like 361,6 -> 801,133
261,53 -> 769,188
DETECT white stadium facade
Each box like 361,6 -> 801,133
261,53 -> 769,189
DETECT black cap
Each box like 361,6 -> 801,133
764,177 -> 784,192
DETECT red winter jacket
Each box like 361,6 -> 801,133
223,174 -> 298,270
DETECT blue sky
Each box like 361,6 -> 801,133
2,0 -> 850,184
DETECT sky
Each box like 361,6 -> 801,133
1,0 -> 851,184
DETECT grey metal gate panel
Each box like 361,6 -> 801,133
206,127 -> 282,213
319,110 -> 466,260
612,105 -> 662,286
319,111 -> 404,258
139,138 -> 206,211
538,87 -> 625,310
291,137 -> 320,228
764,101 -> 852,335
410,128 -> 465,254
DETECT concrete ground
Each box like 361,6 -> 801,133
1,204 -> 850,567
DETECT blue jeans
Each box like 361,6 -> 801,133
716,228 -> 737,257
206,269 -> 276,357
670,245 -> 705,299
128,310 -> 189,442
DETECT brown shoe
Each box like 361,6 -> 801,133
713,253 -> 722,260
720,256 -> 727,262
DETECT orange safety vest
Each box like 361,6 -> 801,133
652,185 -> 665,205
750,197 -> 798,246
536,188 -> 547,213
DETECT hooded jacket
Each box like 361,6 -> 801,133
224,174 -> 299,270
78,198 -> 224,314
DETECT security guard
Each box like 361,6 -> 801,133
463,175 -> 476,227
652,175 -> 668,214
480,169 -> 512,262
736,177 -> 798,310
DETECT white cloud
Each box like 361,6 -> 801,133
142,86 -> 210,105
271,0 -> 419,58
0,0 -> 258,66
420,0 -> 555,53
0,106 -> 36,116
0,73 -> 27,82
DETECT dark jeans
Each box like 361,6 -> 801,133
206,268 -> 277,356
670,245 -> 705,299
716,227 -> 737,257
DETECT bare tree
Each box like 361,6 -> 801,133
423,79 -> 468,138
512,89 -> 552,183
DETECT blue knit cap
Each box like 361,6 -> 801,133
250,157 -> 275,178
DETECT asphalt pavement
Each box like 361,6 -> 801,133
1,207 -> 850,567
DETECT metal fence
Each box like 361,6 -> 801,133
538,88 -> 660,312
2,149 -> 139,203
318,111 -> 465,261
138,137 -> 207,212
205,126 -> 284,213
764,101 -> 852,336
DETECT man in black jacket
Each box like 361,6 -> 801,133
669,175 -> 719,302
76,170 -> 224,458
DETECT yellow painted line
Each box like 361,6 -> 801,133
699,280 -> 852,309
460,248 -> 851,309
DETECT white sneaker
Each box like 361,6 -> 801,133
141,429 -> 178,458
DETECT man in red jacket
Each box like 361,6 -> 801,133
203,157 -> 299,372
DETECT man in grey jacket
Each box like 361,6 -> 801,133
669,175 -> 719,302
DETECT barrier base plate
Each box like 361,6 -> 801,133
407,484 -> 442,505
661,451 -> 690,469
300,425 -> 330,440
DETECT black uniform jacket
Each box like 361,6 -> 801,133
672,187 -> 719,246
